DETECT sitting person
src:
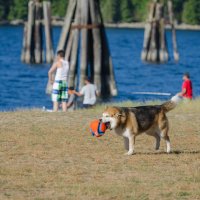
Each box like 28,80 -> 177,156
177,72 -> 193,100
73,77 -> 99,108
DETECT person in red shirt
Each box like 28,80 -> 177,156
177,72 -> 193,100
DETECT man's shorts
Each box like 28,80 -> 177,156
52,80 -> 68,102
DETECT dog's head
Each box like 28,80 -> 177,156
101,107 -> 124,130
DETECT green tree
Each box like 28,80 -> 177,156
8,0 -> 29,20
100,0 -> 120,23
51,0 -> 68,18
131,0 -> 148,22
1,0 -> 200,25
182,0 -> 200,25
120,0 -> 133,22
0,0 -> 12,20
0,3 -> 4,20
173,0 -> 186,23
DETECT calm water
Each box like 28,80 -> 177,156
0,25 -> 200,111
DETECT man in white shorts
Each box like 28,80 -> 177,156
74,77 -> 99,108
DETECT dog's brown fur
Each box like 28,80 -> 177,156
101,101 -> 176,155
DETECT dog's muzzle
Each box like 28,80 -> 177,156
99,118 -> 112,130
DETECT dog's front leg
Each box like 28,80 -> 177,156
126,135 -> 135,155
123,137 -> 129,151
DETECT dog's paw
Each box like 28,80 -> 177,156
155,146 -> 160,150
166,149 -> 171,154
125,150 -> 134,156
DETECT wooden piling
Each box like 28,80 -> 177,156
148,20 -> 157,62
167,0 -> 179,62
65,30 -> 75,61
57,0 -> 77,52
141,2 -> 156,61
43,1 -> 54,63
141,0 -> 179,63
68,2 -> 81,88
89,0 -> 102,93
25,0 -> 35,63
55,0 -> 117,97
79,0 -> 89,89
21,22 -> 28,62
22,0 -> 54,64
99,6 -> 117,96
156,3 -> 168,63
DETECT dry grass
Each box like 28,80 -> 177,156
0,100 -> 200,200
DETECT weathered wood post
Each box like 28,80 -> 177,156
34,0 -> 43,63
167,0 -> 179,62
89,0 -> 102,94
43,1 -> 54,63
21,22 -> 28,62
141,2 -> 156,61
79,0 -> 89,89
141,0 -> 179,63
21,0 -> 54,64
24,0 -> 35,63
55,0 -> 117,97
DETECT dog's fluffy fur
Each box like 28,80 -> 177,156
101,101 -> 176,155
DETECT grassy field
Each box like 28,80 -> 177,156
0,100 -> 200,200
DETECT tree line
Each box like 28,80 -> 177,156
0,0 -> 200,25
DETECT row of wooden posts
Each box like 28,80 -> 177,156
141,0 -> 179,63
21,0 -> 117,97
56,0 -> 117,96
21,0 -> 179,97
21,0 -> 54,64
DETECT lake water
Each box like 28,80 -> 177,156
0,25 -> 200,111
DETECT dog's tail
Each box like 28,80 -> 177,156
161,100 -> 176,113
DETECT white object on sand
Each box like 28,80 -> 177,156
42,106 -> 53,112
171,95 -> 182,104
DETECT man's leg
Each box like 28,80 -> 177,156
52,81 -> 60,112
61,81 -> 68,112
53,101 -> 59,112
62,102 -> 67,112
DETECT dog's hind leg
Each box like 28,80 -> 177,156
146,130 -> 161,150
154,131 -> 161,150
159,120 -> 171,153
161,128 -> 171,153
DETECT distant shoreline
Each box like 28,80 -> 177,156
1,19 -> 200,31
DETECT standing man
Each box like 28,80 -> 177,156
74,77 -> 99,108
48,50 -> 69,111
177,72 -> 193,100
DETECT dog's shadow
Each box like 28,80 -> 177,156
134,150 -> 200,155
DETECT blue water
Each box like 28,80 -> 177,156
0,25 -> 200,111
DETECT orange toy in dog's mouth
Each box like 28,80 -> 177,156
89,119 -> 108,137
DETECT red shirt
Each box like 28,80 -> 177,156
182,79 -> 193,99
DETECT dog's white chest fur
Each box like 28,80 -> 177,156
115,127 -> 131,138
122,128 -> 131,138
